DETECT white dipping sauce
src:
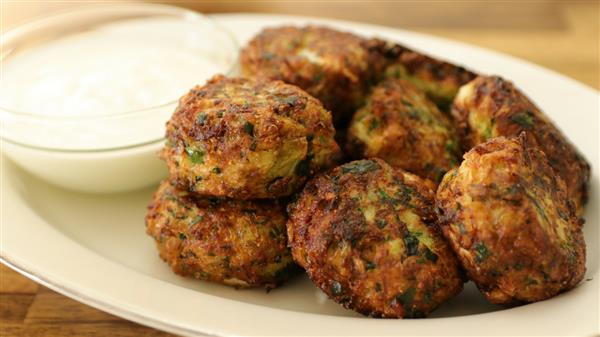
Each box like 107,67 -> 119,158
0,17 -> 235,149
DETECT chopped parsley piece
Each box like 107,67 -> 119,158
378,189 -> 399,206
458,223 -> 466,235
178,233 -> 187,241
243,121 -> 254,136
331,281 -> 343,295
294,155 -> 312,176
341,160 -> 381,174
403,232 -> 420,256
376,219 -> 387,229
526,277 -> 538,286
365,261 -> 377,270
445,139 -> 460,156
196,113 -> 207,125
212,167 -> 221,174
396,287 -> 416,311
375,282 -> 382,292
474,242 -> 490,263
423,247 -> 439,263
282,96 -> 299,106
185,147 -> 205,164
483,123 -> 494,139
369,118 -> 380,131
189,216 -> 204,227
510,111 -> 534,128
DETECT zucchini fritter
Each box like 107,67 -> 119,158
346,78 -> 461,183
287,159 -> 463,318
161,75 -> 340,199
146,181 -> 298,289
436,135 -> 586,305
452,75 -> 590,214
240,25 -> 389,124
385,46 -> 476,111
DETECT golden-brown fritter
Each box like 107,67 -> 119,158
385,45 -> 476,111
161,75 -> 340,200
287,159 -> 463,318
146,180 -> 298,289
346,78 -> 461,183
451,75 -> 590,214
240,25 -> 390,124
436,135 -> 586,305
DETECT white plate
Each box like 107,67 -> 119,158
1,13 -> 598,337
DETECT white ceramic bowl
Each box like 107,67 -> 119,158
0,4 -> 238,193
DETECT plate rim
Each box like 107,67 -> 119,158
1,11 -> 599,337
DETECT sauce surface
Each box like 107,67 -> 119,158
0,17 -> 235,150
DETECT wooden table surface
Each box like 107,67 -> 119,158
1,1 -> 598,337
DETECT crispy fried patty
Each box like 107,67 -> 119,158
240,25 -> 389,124
384,45 -> 476,111
287,159 -> 463,318
346,78 -> 461,183
161,75 -> 340,199
146,180 -> 298,289
451,75 -> 590,214
436,135 -> 586,304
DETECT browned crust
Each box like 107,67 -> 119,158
161,75 -> 340,199
287,159 -> 463,318
384,44 -> 477,111
240,25 -> 390,124
145,181 -> 298,289
451,75 -> 590,214
346,78 -> 461,183
436,135 -> 586,304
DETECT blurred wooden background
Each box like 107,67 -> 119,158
1,1 -> 598,336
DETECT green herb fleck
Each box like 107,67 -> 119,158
423,247 -> 438,263
196,113 -> 207,125
189,216 -> 203,227
376,219 -> 387,229
331,281 -> 343,295
510,111 -> 534,128
178,233 -> 187,241
474,242 -> 490,263
458,223 -> 466,235
526,277 -> 538,286
212,167 -> 221,174
341,160 -> 381,174
483,124 -> 494,139
282,96 -> 299,106
243,121 -> 254,136
396,287 -> 416,311
365,261 -> 377,270
369,118 -> 380,131
185,147 -> 205,164
423,290 -> 432,303
378,189 -> 399,206
269,227 -> 282,239
445,139 -> 460,156
294,155 -> 312,176
403,232 -> 420,256
375,282 -> 382,292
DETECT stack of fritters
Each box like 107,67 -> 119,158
147,24 -> 589,317
146,75 -> 341,289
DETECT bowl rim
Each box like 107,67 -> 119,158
0,3 -> 239,120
